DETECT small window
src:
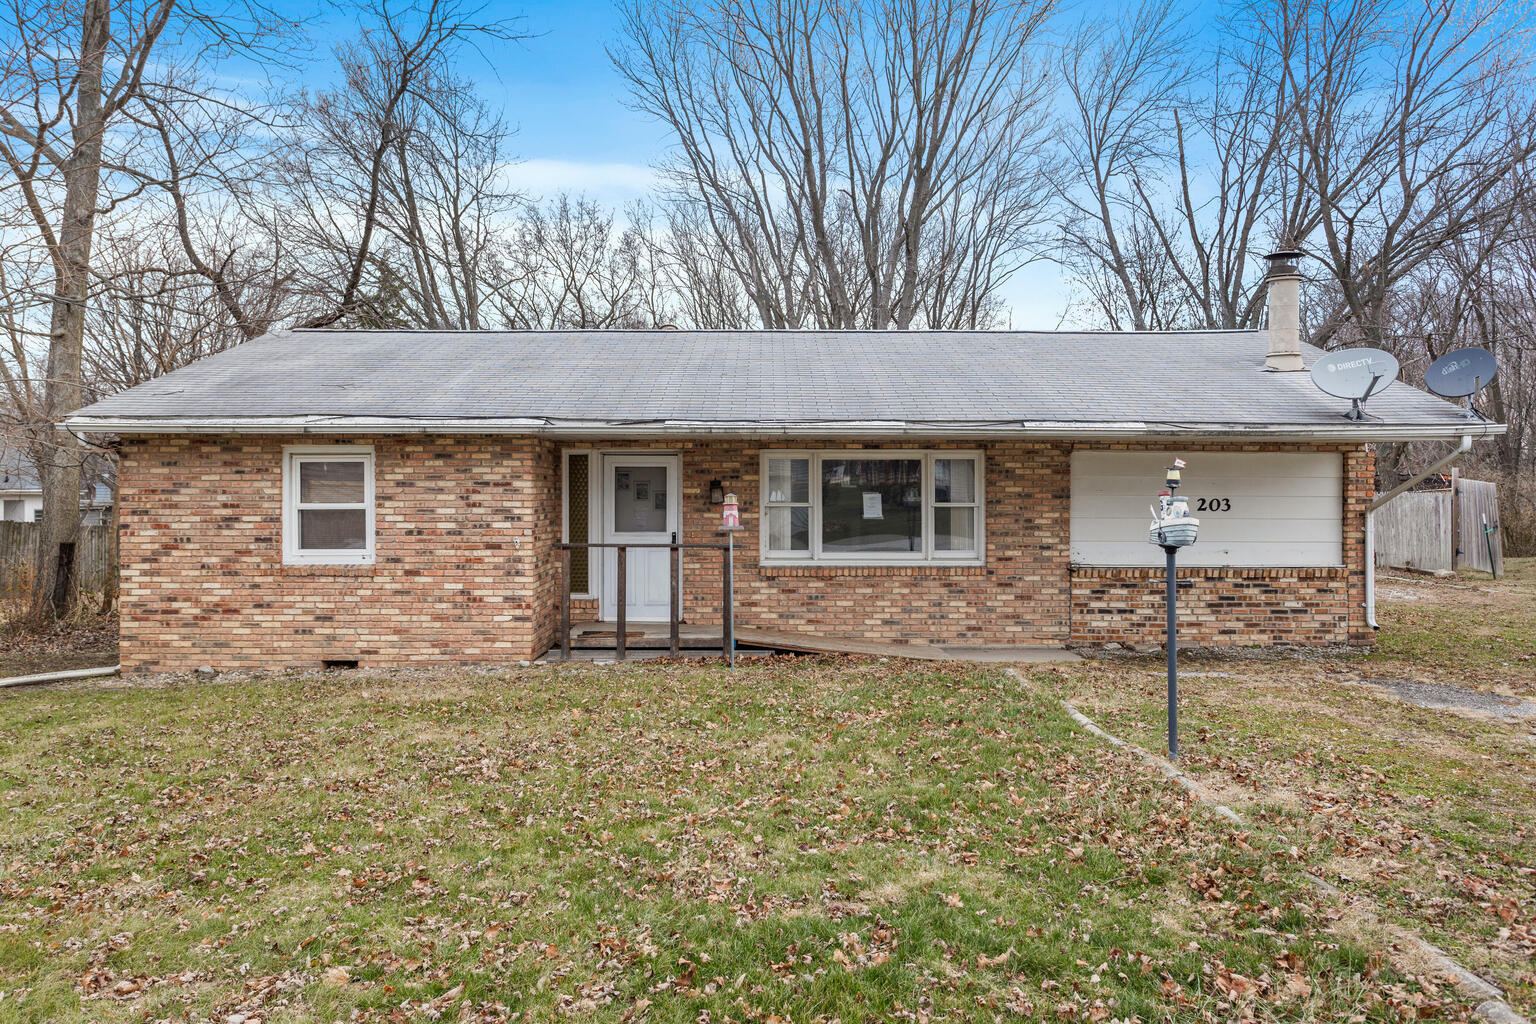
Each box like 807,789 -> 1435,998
283,447 -> 374,564
565,453 -> 592,595
763,457 -> 811,553
760,451 -> 983,564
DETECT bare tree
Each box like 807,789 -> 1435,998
1056,0 -> 1536,345
494,195 -> 658,328
612,0 -> 1058,330
1277,0 -> 1536,350
0,0 -> 284,618
276,0 -> 523,330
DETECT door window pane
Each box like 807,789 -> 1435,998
613,466 -> 668,533
934,459 -> 975,504
766,457 -> 809,503
820,458 -> 922,553
299,460 -> 366,503
766,506 -> 810,552
300,508 -> 367,550
934,506 -> 977,552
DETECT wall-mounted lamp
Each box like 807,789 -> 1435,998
708,479 -> 725,504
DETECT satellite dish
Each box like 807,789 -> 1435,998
1426,347 -> 1497,419
1309,347 -> 1400,421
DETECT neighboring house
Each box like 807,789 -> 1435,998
0,449 -> 114,525
67,253 -> 1501,673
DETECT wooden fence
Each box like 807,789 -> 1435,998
0,522 -> 116,598
1456,478 -> 1504,575
1373,477 -> 1504,575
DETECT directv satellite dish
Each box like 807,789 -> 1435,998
1310,347 -> 1400,421
1426,346 -> 1497,420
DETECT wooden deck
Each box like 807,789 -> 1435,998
557,621 -> 1079,663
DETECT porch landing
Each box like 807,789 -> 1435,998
553,621 -> 1080,664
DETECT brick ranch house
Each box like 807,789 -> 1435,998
67,256 -> 1500,673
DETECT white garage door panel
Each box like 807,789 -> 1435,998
1072,479 -> 1342,500
1071,451 -> 1343,567
1072,516 -> 1340,544
1082,541 -> 1341,564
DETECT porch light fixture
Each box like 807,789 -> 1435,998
708,479 -> 725,504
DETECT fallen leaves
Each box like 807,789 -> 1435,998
0,659 -> 1502,1022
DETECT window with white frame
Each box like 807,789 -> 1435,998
283,447 -> 375,564
760,451 -> 983,563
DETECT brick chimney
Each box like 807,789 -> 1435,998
1263,249 -> 1305,371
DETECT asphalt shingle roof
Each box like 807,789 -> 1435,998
66,328 -> 1489,438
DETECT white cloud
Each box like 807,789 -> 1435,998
501,159 -> 660,205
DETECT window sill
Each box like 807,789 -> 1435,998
759,562 -> 986,578
282,554 -> 375,567
278,564 -> 378,577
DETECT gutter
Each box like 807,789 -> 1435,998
1364,434 -> 1475,630
62,415 -> 1506,443
0,664 -> 120,689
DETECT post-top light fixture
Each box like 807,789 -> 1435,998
709,478 -> 725,504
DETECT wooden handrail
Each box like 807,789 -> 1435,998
558,541 -> 733,662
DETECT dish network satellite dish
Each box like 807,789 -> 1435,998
1425,347 -> 1498,420
1309,347 -> 1400,421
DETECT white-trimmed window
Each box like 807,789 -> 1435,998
283,446 -> 375,565
760,450 -> 984,564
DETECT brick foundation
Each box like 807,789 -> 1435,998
116,435 -> 1372,672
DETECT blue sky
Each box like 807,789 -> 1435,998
276,0 -> 1210,326
476,0 -> 1082,324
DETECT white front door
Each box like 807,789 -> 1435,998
601,454 -> 681,621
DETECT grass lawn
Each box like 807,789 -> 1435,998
0,660 -> 1479,1023
1044,557 -> 1536,1019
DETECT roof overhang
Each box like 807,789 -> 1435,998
64,415 -> 1507,443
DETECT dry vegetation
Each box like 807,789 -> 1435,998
1,563 -> 1531,1021
0,657 -> 1491,1023
1044,558 -> 1536,1017
0,619 -> 117,679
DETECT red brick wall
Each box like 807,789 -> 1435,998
1066,444 -> 1374,646
118,435 -> 554,671
561,439 -> 1370,648
561,440 -> 1070,645
115,434 -> 1373,672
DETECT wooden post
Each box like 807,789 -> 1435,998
1450,468 -> 1461,570
616,546 -> 627,662
560,544 -> 571,661
669,542 -> 680,656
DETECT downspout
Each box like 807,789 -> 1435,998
1364,434 -> 1473,629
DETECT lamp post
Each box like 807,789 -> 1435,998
1149,458 -> 1198,761
719,494 -> 744,669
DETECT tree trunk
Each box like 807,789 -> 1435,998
31,0 -> 109,621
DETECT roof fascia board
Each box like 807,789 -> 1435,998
64,415 -> 1507,443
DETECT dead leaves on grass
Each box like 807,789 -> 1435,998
0,660 -> 1497,1022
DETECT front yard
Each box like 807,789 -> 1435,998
0,659 -> 1482,1023
1046,558 -> 1536,1018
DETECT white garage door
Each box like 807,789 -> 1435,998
1070,451 -> 1343,567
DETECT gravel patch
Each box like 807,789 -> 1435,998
1357,677 -> 1536,720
